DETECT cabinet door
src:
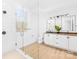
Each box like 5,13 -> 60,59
69,36 -> 77,52
56,35 -> 68,50
44,34 -> 56,46
2,2 -> 16,54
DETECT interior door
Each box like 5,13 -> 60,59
2,1 -> 17,54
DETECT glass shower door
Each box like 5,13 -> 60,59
16,0 -> 39,59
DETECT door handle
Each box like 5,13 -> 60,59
2,31 -> 6,35
3,10 -> 7,14
67,36 -> 69,39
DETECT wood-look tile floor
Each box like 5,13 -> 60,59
21,43 -> 77,59
3,50 -> 26,59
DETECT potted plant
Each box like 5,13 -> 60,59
55,24 -> 61,33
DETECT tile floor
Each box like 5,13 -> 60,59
21,43 -> 77,59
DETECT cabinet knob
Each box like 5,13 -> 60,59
48,34 -> 50,37
15,43 -> 17,46
56,42 -> 58,44
56,38 -> 58,39
67,36 -> 69,39
32,34 -> 34,37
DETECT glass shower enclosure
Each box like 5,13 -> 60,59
15,0 -> 39,59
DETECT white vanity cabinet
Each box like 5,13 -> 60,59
55,35 -> 68,50
44,34 -> 57,46
44,34 -> 68,49
68,36 -> 77,52
44,33 -> 77,52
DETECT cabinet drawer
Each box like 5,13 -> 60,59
55,35 -> 68,50
44,34 -> 57,46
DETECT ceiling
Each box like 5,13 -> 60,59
3,0 -> 77,12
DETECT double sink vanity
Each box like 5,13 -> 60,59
43,32 -> 77,54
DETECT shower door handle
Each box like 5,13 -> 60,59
2,31 -> 6,35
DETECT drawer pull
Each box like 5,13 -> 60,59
56,38 -> 58,39
56,42 -> 58,44
67,36 -> 69,39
